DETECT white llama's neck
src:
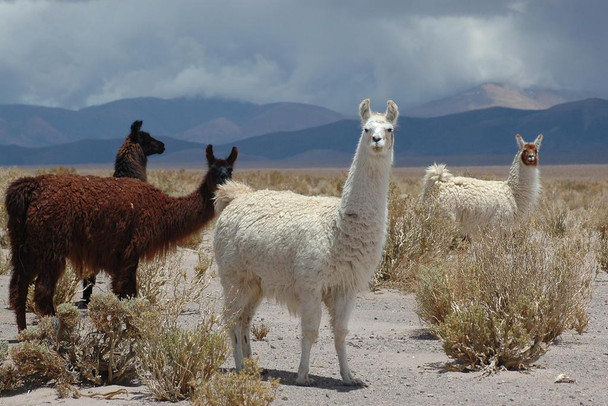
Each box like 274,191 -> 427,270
339,138 -> 393,229
507,153 -> 541,216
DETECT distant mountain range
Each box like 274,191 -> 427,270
0,97 -> 345,147
404,83 -> 597,118
1,97 -> 607,167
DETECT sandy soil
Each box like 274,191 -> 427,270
0,238 -> 606,406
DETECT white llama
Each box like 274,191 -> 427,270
213,98 -> 398,386
421,133 -> 543,236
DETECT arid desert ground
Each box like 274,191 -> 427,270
0,164 -> 607,405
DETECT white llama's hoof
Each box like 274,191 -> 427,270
342,375 -> 367,387
295,375 -> 314,386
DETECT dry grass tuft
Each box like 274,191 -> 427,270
251,323 -> 270,341
193,357 -> 279,406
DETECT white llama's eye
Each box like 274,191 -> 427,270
364,128 -> 369,133
387,128 -> 392,132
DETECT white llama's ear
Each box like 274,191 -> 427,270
515,134 -> 525,149
385,100 -> 399,125
359,98 -> 371,123
534,133 -> 543,149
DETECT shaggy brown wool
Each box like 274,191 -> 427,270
6,145 -> 237,332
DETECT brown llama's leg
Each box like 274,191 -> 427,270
9,264 -> 35,332
79,276 -> 96,309
33,257 -> 67,317
111,258 -> 139,299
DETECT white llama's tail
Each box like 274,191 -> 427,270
423,163 -> 453,185
214,180 -> 254,215
422,163 -> 453,200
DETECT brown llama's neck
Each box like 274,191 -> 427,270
159,176 -> 218,245
113,143 -> 148,182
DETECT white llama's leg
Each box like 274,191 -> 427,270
240,281 -> 263,359
223,284 -> 245,371
325,290 -> 364,386
296,292 -> 322,386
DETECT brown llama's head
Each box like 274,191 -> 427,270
205,145 -> 238,189
129,120 -> 165,156
516,133 -> 543,167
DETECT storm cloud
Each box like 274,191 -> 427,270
0,0 -> 605,113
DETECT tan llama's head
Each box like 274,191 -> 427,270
359,98 -> 399,157
516,133 -> 543,167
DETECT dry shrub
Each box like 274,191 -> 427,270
137,252 -> 209,322
416,228 -> 596,372
251,323 -> 270,341
135,312 -> 229,401
81,293 -> 153,384
193,357 -> 279,406
375,182 -> 460,290
0,295 -> 153,396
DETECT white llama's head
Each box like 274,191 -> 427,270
516,133 -> 543,166
358,98 -> 399,157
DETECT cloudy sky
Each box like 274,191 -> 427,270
0,0 -> 606,114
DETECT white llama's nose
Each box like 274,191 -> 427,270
372,135 -> 382,143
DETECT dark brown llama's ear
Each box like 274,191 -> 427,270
129,120 -> 143,141
206,145 -> 216,166
227,146 -> 238,165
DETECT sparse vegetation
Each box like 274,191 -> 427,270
0,165 -> 606,400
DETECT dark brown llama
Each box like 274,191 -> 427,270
6,145 -> 237,332
113,119 -> 165,181
80,120 -> 165,308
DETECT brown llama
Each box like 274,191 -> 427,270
80,119 -> 165,308
113,119 -> 165,181
6,145 -> 237,332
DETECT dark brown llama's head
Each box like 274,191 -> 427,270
205,145 -> 238,190
516,133 -> 543,167
129,120 -> 165,156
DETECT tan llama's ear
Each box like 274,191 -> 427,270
515,134 -> 525,150
227,146 -> 238,165
359,98 -> 371,123
206,145 -> 216,166
534,134 -> 543,149
385,100 -> 399,125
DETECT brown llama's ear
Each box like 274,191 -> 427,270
129,120 -> 143,141
130,120 -> 143,133
227,147 -> 238,165
206,145 -> 216,166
